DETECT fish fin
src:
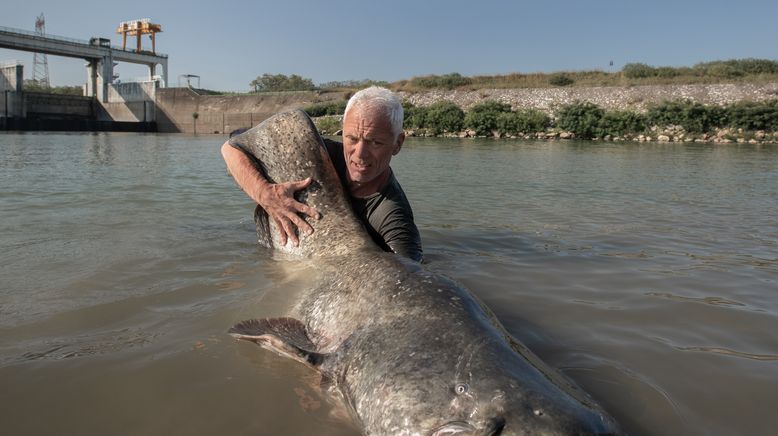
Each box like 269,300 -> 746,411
229,317 -> 325,368
253,205 -> 273,248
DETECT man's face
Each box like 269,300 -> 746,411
342,106 -> 404,190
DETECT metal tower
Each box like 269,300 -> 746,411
32,13 -> 51,87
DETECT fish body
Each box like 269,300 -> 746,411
229,110 -> 621,435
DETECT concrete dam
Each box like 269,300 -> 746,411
0,23 -> 346,134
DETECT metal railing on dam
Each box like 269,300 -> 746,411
0,25 -> 168,60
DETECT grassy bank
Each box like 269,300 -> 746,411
189,58 -> 778,96
391,59 -> 778,92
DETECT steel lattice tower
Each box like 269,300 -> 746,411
32,13 -> 50,87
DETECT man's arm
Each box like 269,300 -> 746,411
220,141 -> 320,246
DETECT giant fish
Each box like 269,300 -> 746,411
228,110 -> 622,435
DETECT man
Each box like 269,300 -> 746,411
221,86 -> 422,262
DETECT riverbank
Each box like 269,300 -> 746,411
312,94 -> 778,145
402,125 -> 778,145
149,82 -> 778,144
317,117 -> 778,145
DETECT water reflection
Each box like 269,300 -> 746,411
86,132 -> 115,166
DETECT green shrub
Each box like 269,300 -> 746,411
496,110 -> 551,135
464,111 -> 499,136
424,101 -> 465,134
654,67 -> 680,78
695,59 -> 778,76
555,101 -> 604,139
705,63 -> 744,78
23,82 -> 83,95
646,100 -> 725,133
303,100 -> 347,117
314,116 -> 341,134
598,111 -> 647,136
318,79 -> 389,90
734,58 -> 778,74
549,74 -> 574,87
464,101 -> 512,135
403,103 -> 428,129
724,100 -> 778,131
622,63 -> 655,79
623,59 -> 778,81
411,73 -> 472,90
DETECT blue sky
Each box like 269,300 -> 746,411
1,0 -> 776,91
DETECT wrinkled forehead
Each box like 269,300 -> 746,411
343,106 -> 397,139
345,103 -> 392,124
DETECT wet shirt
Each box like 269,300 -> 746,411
323,138 -> 423,262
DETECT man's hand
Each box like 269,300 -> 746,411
221,142 -> 320,247
257,177 -> 321,247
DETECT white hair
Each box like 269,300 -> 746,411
344,86 -> 404,138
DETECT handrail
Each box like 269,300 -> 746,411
0,25 -> 168,58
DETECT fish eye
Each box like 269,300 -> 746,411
455,383 -> 469,395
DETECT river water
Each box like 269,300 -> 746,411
1,132 -> 776,435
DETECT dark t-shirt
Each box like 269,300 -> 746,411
323,138 -> 423,262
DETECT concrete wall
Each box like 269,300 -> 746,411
1,64 -> 23,92
154,88 -> 348,133
97,81 -> 158,122
97,101 -> 154,122
25,92 -> 93,118
107,81 -> 157,102
1,90 -> 24,118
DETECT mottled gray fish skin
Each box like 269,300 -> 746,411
228,110 -> 375,257
229,110 -> 622,435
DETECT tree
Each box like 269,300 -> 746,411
250,74 -> 315,92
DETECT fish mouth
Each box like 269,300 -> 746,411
431,421 -> 477,435
431,417 -> 506,436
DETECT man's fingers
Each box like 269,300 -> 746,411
272,217 -> 288,247
265,177 -> 318,247
295,202 -> 321,220
275,178 -> 320,220
287,177 -> 313,191
279,218 -> 299,247
287,212 -> 314,236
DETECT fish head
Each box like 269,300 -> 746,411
426,337 -> 623,436
355,335 -> 621,435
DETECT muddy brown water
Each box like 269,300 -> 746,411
1,132 -> 776,435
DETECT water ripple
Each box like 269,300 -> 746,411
673,346 -> 778,361
645,292 -> 747,308
5,328 -> 159,365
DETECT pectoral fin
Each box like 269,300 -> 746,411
229,317 -> 325,368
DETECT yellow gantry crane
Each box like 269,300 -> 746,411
116,18 -> 162,53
